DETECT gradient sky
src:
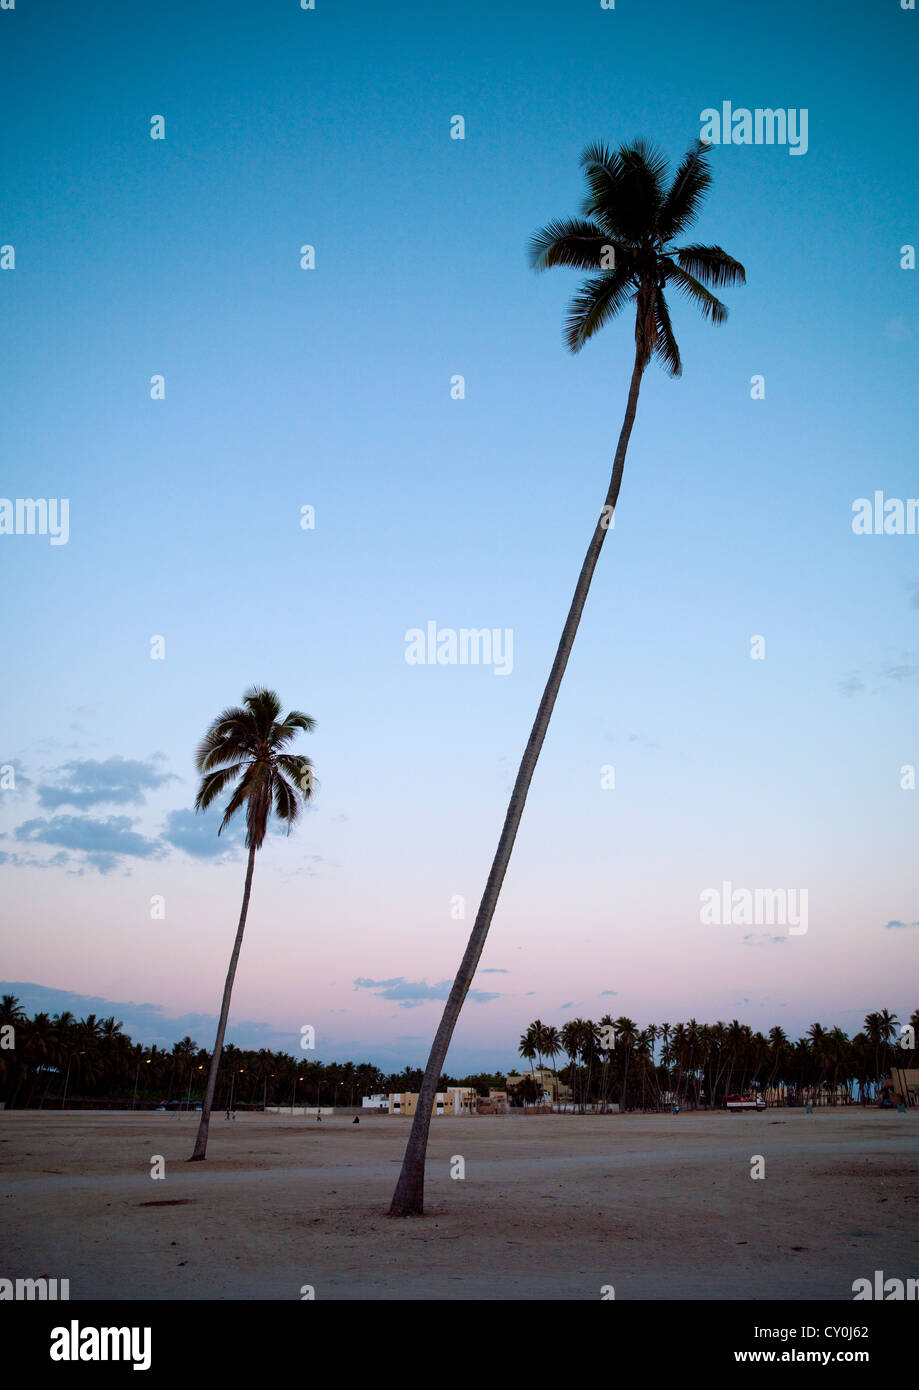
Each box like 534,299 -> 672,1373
1,0 -> 917,1075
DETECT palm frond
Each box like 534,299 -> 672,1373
658,141 -> 712,240
578,142 -> 625,222
269,711 -> 316,749
216,762 -> 260,836
277,754 -> 316,799
663,262 -> 728,324
564,269 -> 633,353
272,772 -> 300,828
676,243 -> 746,288
527,217 -> 612,273
195,709 -> 252,771
194,762 -> 246,812
652,290 -> 682,377
281,710 -> 316,733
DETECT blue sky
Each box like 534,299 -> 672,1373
1,0 -> 917,1075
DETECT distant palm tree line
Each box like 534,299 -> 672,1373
517,1011 -> 918,1110
3,997 -> 913,1112
0,997 -> 483,1111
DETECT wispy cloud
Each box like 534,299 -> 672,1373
13,814 -> 164,874
840,653 -> 918,697
880,662 -> 918,684
354,977 -> 499,1008
37,756 -> 175,810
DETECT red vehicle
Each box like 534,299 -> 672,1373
724,1094 -> 766,1112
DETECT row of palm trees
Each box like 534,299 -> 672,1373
518,1011 -> 918,1111
0,996 -> 434,1111
4,993 -> 913,1114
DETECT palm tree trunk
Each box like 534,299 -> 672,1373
389,352 -> 645,1216
189,843 -> 257,1161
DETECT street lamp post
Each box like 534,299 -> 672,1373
132,1057 -> 152,1111
61,1051 -> 85,1110
227,1068 -> 243,1114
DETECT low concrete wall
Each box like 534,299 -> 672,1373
264,1106 -> 334,1116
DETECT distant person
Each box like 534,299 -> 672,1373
352,1116 -> 360,1124
316,1111 -> 322,1123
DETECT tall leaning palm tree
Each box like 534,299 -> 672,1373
189,686 -> 316,1161
389,136 -> 745,1215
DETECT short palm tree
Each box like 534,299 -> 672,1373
518,1029 -> 537,1073
189,686 -> 316,1161
390,137 -> 745,1215
541,1023 -> 561,1104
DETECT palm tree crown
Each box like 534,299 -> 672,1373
195,685 -> 316,848
528,137 -> 745,372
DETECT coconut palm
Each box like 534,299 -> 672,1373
766,1025 -> 789,1105
560,1019 -> 584,1111
806,1022 -> 829,1104
531,1019 -> 549,1072
389,137 -> 745,1214
539,1023 -> 562,1107
826,1027 -> 851,1105
189,686 -> 316,1161
541,1024 -> 561,1075
518,1028 -> 537,1073
863,1009 -> 899,1101
876,1008 -> 900,1097
0,995 -> 24,1028
615,1016 -> 640,1112
596,1013 -> 618,1111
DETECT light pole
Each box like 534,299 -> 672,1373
132,1057 -> 152,1111
227,1068 -> 243,1113
61,1052 -> 85,1110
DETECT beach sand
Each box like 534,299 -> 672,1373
3,1108 -> 916,1300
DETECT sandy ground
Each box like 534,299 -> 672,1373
2,1108 -> 916,1300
